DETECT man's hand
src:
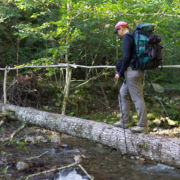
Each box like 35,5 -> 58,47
114,74 -> 120,81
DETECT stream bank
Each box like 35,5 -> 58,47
1,126 -> 180,180
0,78 -> 180,179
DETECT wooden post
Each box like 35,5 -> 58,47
60,64 -> 72,145
62,64 -> 72,115
3,66 -> 10,104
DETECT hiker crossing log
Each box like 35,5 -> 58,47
0,103 -> 180,168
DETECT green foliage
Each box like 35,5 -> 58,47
128,122 -> 134,127
1,127 -> 5,132
143,143 -> 147,150
52,92 -> 63,107
178,114 -> 180,120
0,0 -> 179,82
3,166 -> 8,174
16,139 -> 27,149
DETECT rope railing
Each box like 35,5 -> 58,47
2,63 -> 180,115
0,64 -> 180,70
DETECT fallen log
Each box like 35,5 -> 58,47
0,103 -> 180,168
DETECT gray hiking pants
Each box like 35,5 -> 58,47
119,67 -> 147,127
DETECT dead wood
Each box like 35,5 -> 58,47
0,103 -> 180,168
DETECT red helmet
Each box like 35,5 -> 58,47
114,21 -> 128,34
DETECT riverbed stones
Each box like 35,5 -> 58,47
80,149 -> 87,153
136,156 -> 145,163
50,134 -> 60,144
41,139 -> 48,143
25,136 -> 35,143
74,155 -> 86,163
60,144 -> 68,148
0,138 -> 9,142
131,156 -> 135,160
16,161 -> 29,171
5,174 -> 13,179
36,136 -> 45,142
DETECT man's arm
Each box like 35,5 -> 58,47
119,34 -> 133,77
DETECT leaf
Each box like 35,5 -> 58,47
18,145 -> 22,149
55,101 -> 62,107
57,93 -> 62,98
3,167 -> 7,173
70,112 -> 74,115
143,143 -> 147,149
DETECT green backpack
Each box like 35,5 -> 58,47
130,23 -> 163,70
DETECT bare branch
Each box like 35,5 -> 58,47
0,64 -> 179,71
18,163 -> 77,180
10,124 -> 27,139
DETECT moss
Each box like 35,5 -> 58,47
148,120 -> 155,128
109,121 -> 114,125
145,102 -> 151,108
117,113 -> 121,118
147,113 -> 156,120
153,119 -> 162,127
75,125 -> 83,134
151,108 -> 165,114
128,122 -> 134,127
178,114 -> 180,120
75,127 -> 82,134
132,115 -> 138,119
167,118 -> 178,127
50,114 -> 58,120
134,119 -> 138,123
175,121 -> 179,125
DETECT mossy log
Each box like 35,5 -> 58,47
0,103 -> 180,168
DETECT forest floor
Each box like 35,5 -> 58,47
0,77 -> 180,179
0,75 -> 180,138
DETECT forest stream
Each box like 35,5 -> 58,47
0,80 -> 180,180
1,129 -> 180,180
1,1 -> 180,179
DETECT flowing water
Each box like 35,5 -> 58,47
1,135 -> 180,180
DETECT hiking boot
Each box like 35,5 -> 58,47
113,121 -> 129,129
130,126 -> 148,133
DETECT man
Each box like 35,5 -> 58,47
113,21 -> 148,133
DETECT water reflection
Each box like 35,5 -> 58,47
1,136 -> 180,180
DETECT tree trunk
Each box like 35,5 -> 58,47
4,66 -> 9,104
1,103 -> 180,168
